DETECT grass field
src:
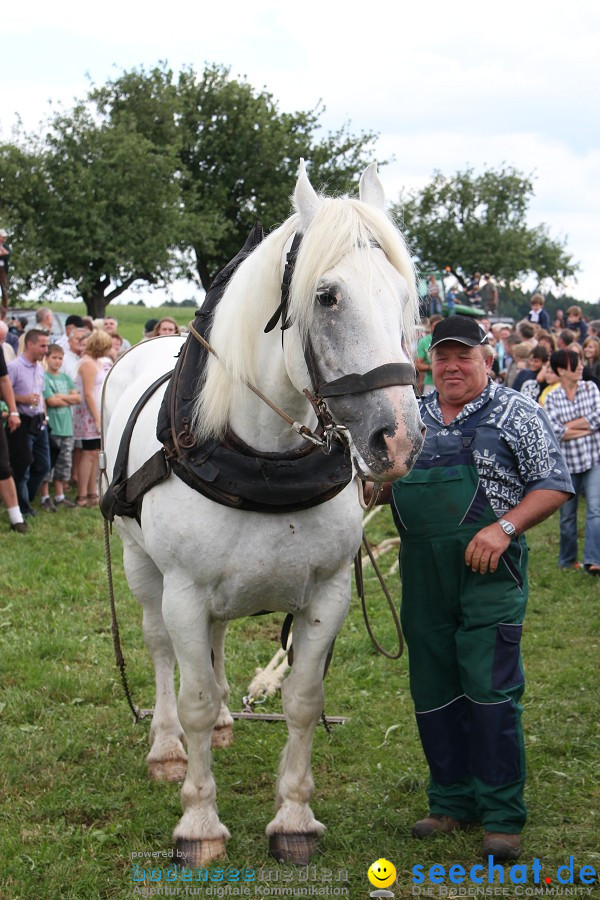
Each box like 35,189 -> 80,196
1,302 -> 599,898
1,496 -> 599,899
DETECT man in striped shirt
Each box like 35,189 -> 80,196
544,349 -> 600,575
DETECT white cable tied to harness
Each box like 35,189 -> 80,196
244,631 -> 292,708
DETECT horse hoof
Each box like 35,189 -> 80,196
148,759 -> 188,783
175,837 -> 227,867
269,832 -> 319,865
211,724 -> 234,749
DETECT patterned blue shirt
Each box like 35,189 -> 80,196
420,380 -> 573,516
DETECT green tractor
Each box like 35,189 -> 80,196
418,270 -> 486,319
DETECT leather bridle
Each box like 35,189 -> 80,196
263,231 -> 416,440
188,231 -> 416,455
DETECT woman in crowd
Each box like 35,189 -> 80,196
72,329 -> 113,507
545,349 -> 600,576
582,336 -> 600,387
152,317 -> 181,336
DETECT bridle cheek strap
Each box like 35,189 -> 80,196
318,363 -> 416,397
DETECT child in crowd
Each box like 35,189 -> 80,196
40,344 -> 81,510
566,306 -> 588,343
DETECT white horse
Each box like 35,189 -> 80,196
102,162 -> 424,866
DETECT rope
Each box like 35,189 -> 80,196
103,514 -> 150,723
356,477 -> 382,511
187,320 -> 327,446
357,530 -> 403,660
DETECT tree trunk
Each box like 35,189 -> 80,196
85,292 -> 109,319
194,247 -> 213,292
82,273 -> 149,319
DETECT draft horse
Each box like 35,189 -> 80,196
102,162 -> 424,866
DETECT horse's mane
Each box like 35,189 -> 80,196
192,195 -> 418,442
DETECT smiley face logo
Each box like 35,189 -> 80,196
367,858 -> 396,888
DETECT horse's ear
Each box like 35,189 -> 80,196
294,159 -> 321,230
359,163 -> 385,210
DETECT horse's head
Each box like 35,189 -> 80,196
283,161 -> 425,481
193,161 -> 425,480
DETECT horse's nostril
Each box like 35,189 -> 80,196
368,428 -> 389,460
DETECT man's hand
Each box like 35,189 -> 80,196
7,412 -> 21,433
465,523 -> 511,575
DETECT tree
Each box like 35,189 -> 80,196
393,167 -> 577,290
94,64 -> 380,290
1,64 -> 381,311
0,107 -> 183,317
41,106 -> 183,317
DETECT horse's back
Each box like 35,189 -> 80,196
103,336 -> 186,481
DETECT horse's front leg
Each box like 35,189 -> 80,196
267,572 -> 351,864
162,582 -> 230,866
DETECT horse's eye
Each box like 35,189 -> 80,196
316,288 -> 339,308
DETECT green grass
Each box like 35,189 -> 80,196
0,497 -> 599,899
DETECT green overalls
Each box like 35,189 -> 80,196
392,401 -> 528,833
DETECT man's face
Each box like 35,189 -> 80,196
103,318 -> 117,335
431,341 -> 491,408
69,328 -> 87,354
528,355 -> 543,372
29,336 -> 49,361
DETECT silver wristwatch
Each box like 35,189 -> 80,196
498,518 -> 516,536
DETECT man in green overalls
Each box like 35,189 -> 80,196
391,316 -> 572,861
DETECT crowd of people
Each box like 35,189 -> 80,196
417,302 -> 600,573
0,310 -> 183,533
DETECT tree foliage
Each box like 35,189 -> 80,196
0,64 -> 379,316
393,167 -> 577,289
42,106 -> 183,317
93,63 -> 379,291
0,104 -> 182,317
0,139 -> 50,291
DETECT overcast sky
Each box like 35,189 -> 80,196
3,0 -> 599,306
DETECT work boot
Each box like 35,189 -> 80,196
482,832 -> 521,860
411,814 -> 467,839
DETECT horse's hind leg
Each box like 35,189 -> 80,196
122,538 -> 187,782
211,621 -> 234,749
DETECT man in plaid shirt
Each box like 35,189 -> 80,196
545,349 -> 600,574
